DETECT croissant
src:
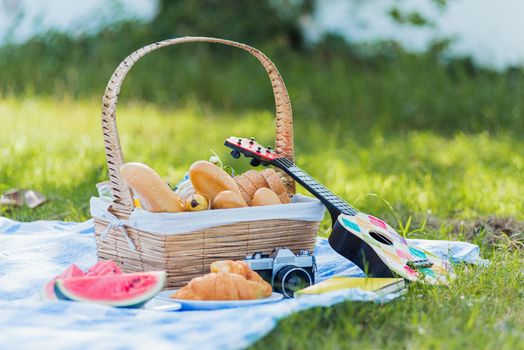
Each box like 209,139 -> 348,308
172,261 -> 272,300
210,260 -> 263,282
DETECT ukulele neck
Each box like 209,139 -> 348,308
272,158 -> 358,219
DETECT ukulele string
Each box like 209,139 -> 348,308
274,157 -> 357,215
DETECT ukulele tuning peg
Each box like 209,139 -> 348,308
249,137 -> 255,145
230,150 -> 241,159
249,158 -> 261,167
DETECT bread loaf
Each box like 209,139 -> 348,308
237,185 -> 253,206
260,169 -> 290,204
243,170 -> 268,189
120,162 -> 184,213
212,190 -> 248,209
189,161 -> 240,202
252,188 -> 282,206
234,175 -> 258,202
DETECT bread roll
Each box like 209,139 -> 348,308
189,161 -> 240,202
120,162 -> 184,213
260,169 -> 290,204
212,190 -> 248,209
252,188 -> 281,206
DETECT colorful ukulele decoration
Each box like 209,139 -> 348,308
225,136 -> 455,284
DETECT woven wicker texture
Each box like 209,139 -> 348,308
95,218 -> 319,288
95,37 -> 320,288
101,37 -> 295,215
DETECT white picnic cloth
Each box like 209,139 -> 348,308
90,194 -> 326,235
0,217 -> 487,350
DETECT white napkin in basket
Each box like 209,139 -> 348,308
90,194 -> 326,235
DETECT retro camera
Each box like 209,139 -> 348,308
244,248 -> 316,298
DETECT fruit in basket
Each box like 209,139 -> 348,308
252,188 -> 282,206
212,190 -> 248,209
54,271 -> 166,308
41,264 -> 85,301
189,160 -> 241,202
185,193 -> 209,211
120,162 -> 185,213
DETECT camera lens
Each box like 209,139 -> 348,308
273,266 -> 312,298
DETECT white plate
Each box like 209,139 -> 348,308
155,290 -> 283,310
143,297 -> 182,312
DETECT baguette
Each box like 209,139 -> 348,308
189,161 -> 240,202
120,162 -> 185,213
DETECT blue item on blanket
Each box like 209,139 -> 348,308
0,217 -> 487,350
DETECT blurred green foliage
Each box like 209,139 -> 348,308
0,0 -> 522,135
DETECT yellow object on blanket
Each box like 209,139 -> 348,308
295,277 -> 406,297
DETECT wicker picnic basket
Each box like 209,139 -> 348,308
93,37 -> 321,288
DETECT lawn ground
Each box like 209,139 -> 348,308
2,97 -> 523,349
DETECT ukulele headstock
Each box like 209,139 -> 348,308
224,136 -> 280,167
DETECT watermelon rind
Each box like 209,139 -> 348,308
41,264 -> 85,301
54,271 -> 166,308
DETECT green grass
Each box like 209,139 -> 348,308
253,253 -> 524,349
2,97 -> 524,348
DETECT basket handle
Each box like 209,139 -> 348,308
101,37 -> 295,215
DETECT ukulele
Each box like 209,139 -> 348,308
225,136 -> 455,284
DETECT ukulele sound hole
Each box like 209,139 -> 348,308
369,231 -> 393,245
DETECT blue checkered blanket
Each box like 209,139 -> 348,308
0,217 -> 486,350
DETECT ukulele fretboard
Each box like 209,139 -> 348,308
274,158 -> 357,216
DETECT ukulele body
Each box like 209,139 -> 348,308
329,218 -> 395,278
332,212 -> 454,284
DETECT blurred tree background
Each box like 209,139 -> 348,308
0,0 -> 522,135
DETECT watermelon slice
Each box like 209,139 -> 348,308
54,271 -> 166,308
41,264 -> 85,301
86,260 -> 122,276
